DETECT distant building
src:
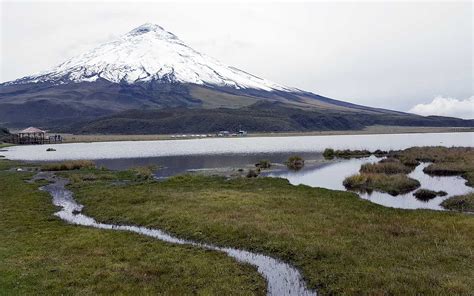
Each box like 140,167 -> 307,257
217,131 -> 230,137
10,127 -> 63,145
11,127 -> 46,145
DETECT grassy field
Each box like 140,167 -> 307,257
0,161 -> 265,295
64,170 -> 474,295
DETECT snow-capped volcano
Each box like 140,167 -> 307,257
11,23 -> 297,92
3,23 -> 470,131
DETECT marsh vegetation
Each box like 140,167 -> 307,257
1,145 -> 473,294
41,160 -> 95,171
343,173 -> 420,195
413,189 -> 448,201
285,155 -> 304,170
441,193 -> 474,212
342,147 -> 474,212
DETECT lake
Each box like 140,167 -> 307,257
2,132 -> 473,210
1,132 -> 473,161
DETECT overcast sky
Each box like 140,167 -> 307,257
1,1 -> 473,118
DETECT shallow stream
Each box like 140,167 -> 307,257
35,172 -> 316,296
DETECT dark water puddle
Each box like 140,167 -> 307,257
35,172 -> 316,296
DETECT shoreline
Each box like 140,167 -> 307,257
58,126 -> 474,144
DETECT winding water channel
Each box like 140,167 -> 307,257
265,157 -> 473,210
34,172 -> 316,296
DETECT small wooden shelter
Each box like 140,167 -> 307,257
14,127 -> 46,145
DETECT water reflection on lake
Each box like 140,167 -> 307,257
2,132 -> 473,161
265,157 -> 473,210
94,152 -> 324,177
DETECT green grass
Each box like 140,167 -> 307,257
441,193 -> 474,213
41,160 -> 96,171
0,167 -> 265,294
343,173 -> 420,195
68,173 -> 474,295
323,148 -> 373,159
393,147 -> 474,183
360,161 -> 413,175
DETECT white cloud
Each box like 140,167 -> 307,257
408,96 -> 474,119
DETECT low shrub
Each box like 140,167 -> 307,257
286,155 -> 304,170
41,160 -> 95,171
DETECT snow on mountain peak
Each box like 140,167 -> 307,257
127,23 -> 178,40
6,24 -> 297,92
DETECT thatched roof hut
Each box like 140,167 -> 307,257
14,127 -> 46,144
19,127 -> 46,134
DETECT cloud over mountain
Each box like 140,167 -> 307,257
408,96 -> 474,119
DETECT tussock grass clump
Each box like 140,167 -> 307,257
246,169 -> 259,178
343,173 -> 420,196
400,146 -> 473,163
323,148 -> 372,159
286,155 -> 304,170
68,172 -> 116,184
323,148 -> 335,159
399,157 -> 420,167
379,157 -> 399,163
360,162 -> 413,175
255,160 -> 271,169
463,171 -> 474,187
41,160 -> 95,171
413,189 -> 447,201
129,166 -> 155,181
441,192 -> 474,212
423,162 -> 471,176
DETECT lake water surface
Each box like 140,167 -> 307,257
2,132 -> 473,161
2,132 -> 473,210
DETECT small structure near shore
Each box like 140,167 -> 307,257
10,127 -> 63,145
